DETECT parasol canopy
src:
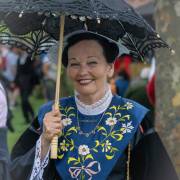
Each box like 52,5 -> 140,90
0,0 -> 173,61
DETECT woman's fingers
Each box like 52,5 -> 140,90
44,122 -> 63,132
52,105 -> 61,116
52,110 -> 61,117
45,110 -> 61,119
44,115 -> 61,125
45,128 -> 61,137
42,108 -> 63,142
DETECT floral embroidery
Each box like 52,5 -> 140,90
57,101 -> 135,179
60,106 -> 76,119
125,102 -> 134,110
102,140 -> 112,152
92,139 -> 119,160
60,140 -> 69,152
57,106 -> 77,160
78,145 -> 90,156
62,117 -> 72,126
105,117 -> 117,126
115,102 -> 134,111
121,122 -> 134,134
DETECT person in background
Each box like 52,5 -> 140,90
146,73 -> 155,106
0,81 -> 11,180
124,67 -> 155,130
0,45 -> 8,71
15,52 -> 35,123
0,46 -> 14,132
114,55 -> 132,97
1,47 -> 20,109
39,52 -> 56,101
146,57 -> 156,106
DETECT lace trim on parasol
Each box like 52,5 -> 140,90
30,136 -> 50,180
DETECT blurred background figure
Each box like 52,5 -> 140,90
124,66 -> 155,128
111,52 -> 156,129
113,55 -> 132,97
147,73 -> 155,106
15,52 -> 36,124
0,46 -> 17,132
0,45 -> 8,71
0,47 -> 20,110
146,57 -> 156,106
38,51 -> 56,101
0,81 -> 11,180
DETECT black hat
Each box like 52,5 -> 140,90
62,30 -> 119,67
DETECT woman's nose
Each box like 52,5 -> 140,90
78,64 -> 89,75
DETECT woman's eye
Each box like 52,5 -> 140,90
70,63 -> 80,67
88,61 -> 98,65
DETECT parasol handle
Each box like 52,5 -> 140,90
50,15 -> 65,159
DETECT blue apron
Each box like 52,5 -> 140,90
38,95 -> 148,180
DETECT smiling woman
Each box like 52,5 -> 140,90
67,39 -> 114,104
10,31 -> 178,180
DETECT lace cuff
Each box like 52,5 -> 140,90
30,136 -> 50,180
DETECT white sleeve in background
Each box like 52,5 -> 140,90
30,136 -> 50,180
148,57 -> 156,80
0,84 -> 8,128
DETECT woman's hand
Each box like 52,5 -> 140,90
41,107 -> 63,159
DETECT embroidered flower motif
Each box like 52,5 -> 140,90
60,140 -> 69,152
121,122 -> 134,134
125,102 -> 134,110
102,140 -> 112,152
78,145 -> 90,156
62,118 -> 72,126
106,117 -> 117,126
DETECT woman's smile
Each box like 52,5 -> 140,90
77,79 -> 94,85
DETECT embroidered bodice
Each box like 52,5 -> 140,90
35,95 -> 148,180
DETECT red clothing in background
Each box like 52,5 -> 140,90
146,74 -> 155,106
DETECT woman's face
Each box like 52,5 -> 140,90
66,40 -> 114,97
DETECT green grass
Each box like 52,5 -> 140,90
7,95 -> 45,152
7,81 -> 73,152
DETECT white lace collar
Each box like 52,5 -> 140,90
75,86 -> 113,115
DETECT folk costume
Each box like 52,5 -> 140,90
11,90 -> 178,180
28,87 -> 148,180
10,31 -> 178,180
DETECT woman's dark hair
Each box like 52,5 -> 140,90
62,31 -> 119,67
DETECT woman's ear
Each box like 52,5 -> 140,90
107,63 -> 114,78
